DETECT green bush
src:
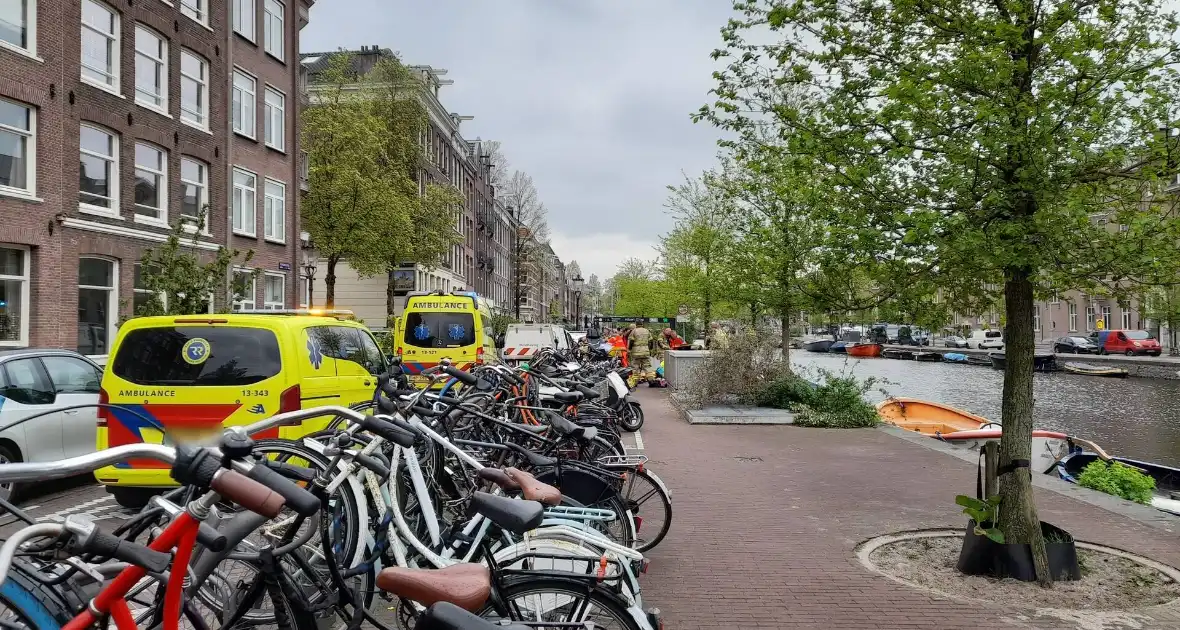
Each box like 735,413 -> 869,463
1077,460 -> 1156,504
755,367 -> 882,428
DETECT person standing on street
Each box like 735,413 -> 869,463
628,323 -> 654,381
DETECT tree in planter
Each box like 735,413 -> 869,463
135,210 -> 256,315
703,0 -> 1180,585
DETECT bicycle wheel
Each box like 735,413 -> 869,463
479,576 -> 642,630
624,468 -> 672,552
0,560 -> 78,629
619,402 -> 643,432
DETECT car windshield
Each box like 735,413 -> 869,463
1070,337 -> 1089,344
1125,330 -> 1154,340
402,312 -> 477,348
111,326 -> 281,386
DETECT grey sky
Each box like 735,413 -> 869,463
300,0 -> 732,280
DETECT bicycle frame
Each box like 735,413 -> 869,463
62,507 -> 201,630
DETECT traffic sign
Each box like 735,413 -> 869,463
1096,319 -> 1105,330
677,304 -> 689,316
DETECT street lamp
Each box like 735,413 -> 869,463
300,231 -> 317,308
572,274 -> 584,329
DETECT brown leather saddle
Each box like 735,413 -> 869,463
375,563 -> 491,612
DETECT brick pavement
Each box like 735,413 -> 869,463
631,388 -> 1180,630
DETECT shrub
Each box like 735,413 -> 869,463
679,326 -> 792,409
755,366 -> 884,429
1076,460 -> 1156,505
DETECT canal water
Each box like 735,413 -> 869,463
791,352 -> 1180,468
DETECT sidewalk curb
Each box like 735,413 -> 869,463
880,425 -> 1180,535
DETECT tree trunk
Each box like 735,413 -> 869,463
997,268 -> 1052,587
780,300 -> 791,366
385,263 -> 397,325
325,256 -> 338,309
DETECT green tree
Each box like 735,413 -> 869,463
704,0 -> 1180,585
585,274 -> 603,316
302,52 -> 417,307
362,57 -> 464,316
660,171 -> 735,327
134,210 -> 256,316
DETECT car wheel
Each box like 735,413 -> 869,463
1073,348 -> 1079,354
0,443 -> 23,503
1126,350 -> 1135,356
109,488 -> 157,510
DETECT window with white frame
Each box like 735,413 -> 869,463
81,0 -> 119,91
1086,304 -> 1095,331
1101,305 -> 1112,329
299,277 -> 309,307
132,262 -> 162,315
232,0 -> 254,42
233,270 -> 256,310
78,257 -> 117,355
180,50 -> 208,129
79,124 -> 118,212
263,273 -> 284,309
264,87 -> 284,150
134,26 -> 167,112
263,0 -> 283,59
0,0 -> 36,55
0,98 -> 35,197
232,70 -> 256,138
0,246 -> 30,347
263,179 -> 285,242
1033,306 -> 1040,332
134,142 -> 167,222
180,157 -> 207,227
232,168 -> 257,236
180,0 -> 207,26
1050,291 -> 1059,305
1068,302 -> 1077,332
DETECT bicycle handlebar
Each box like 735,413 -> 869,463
0,444 -> 176,482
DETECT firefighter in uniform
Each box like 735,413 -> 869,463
628,323 -> 655,381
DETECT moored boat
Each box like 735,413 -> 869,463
803,339 -> 834,353
876,398 -> 992,434
829,341 -> 848,354
966,355 -> 992,366
878,398 -> 1072,474
1062,362 -> 1129,378
989,352 -> 1058,372
943,352 -> 968,363
847,342 -> 883,357
1054,451 -> 1180,516
914,351 -> 943,362
882,348 -> 914,360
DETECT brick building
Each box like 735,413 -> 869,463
0,0 -> 310,353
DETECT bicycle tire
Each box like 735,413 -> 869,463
619,402 -> 644,432
625,468 -> 672,553
0,560 -> 78,629
479,575 -> 643,630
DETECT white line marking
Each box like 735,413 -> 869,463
633,430 -> 644,451
35,496 -> 113,522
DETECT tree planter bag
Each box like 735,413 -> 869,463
957,520 -> 1082,581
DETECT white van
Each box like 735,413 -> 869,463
501,324 -> 575,362
966,329 -> 1004,350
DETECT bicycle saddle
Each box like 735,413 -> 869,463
504,467 -> 562,506
552,391 -> 583,404
545,412 -> 597,442
505,443 -> 557,468
467,491 -> 543,534
375,563 -> 490,612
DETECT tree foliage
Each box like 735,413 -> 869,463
702,0 -> 1180,585
302,52 -> 461,309
660,172 -> 735,327
134,211 -> 255,316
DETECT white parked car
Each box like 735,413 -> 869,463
0,349 -> 103,501
501,324 -> 575,362
966,329 -> 1005,350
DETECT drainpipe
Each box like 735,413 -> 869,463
223,0 -> 234,309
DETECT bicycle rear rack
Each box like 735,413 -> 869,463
542,505 -> 617,522
595,453 -> 648,468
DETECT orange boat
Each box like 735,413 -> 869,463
847,343 -> 883,358
875,397 -> 993,435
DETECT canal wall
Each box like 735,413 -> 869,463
880,345 -> 1180,380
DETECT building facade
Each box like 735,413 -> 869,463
0,0 -> 307,352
